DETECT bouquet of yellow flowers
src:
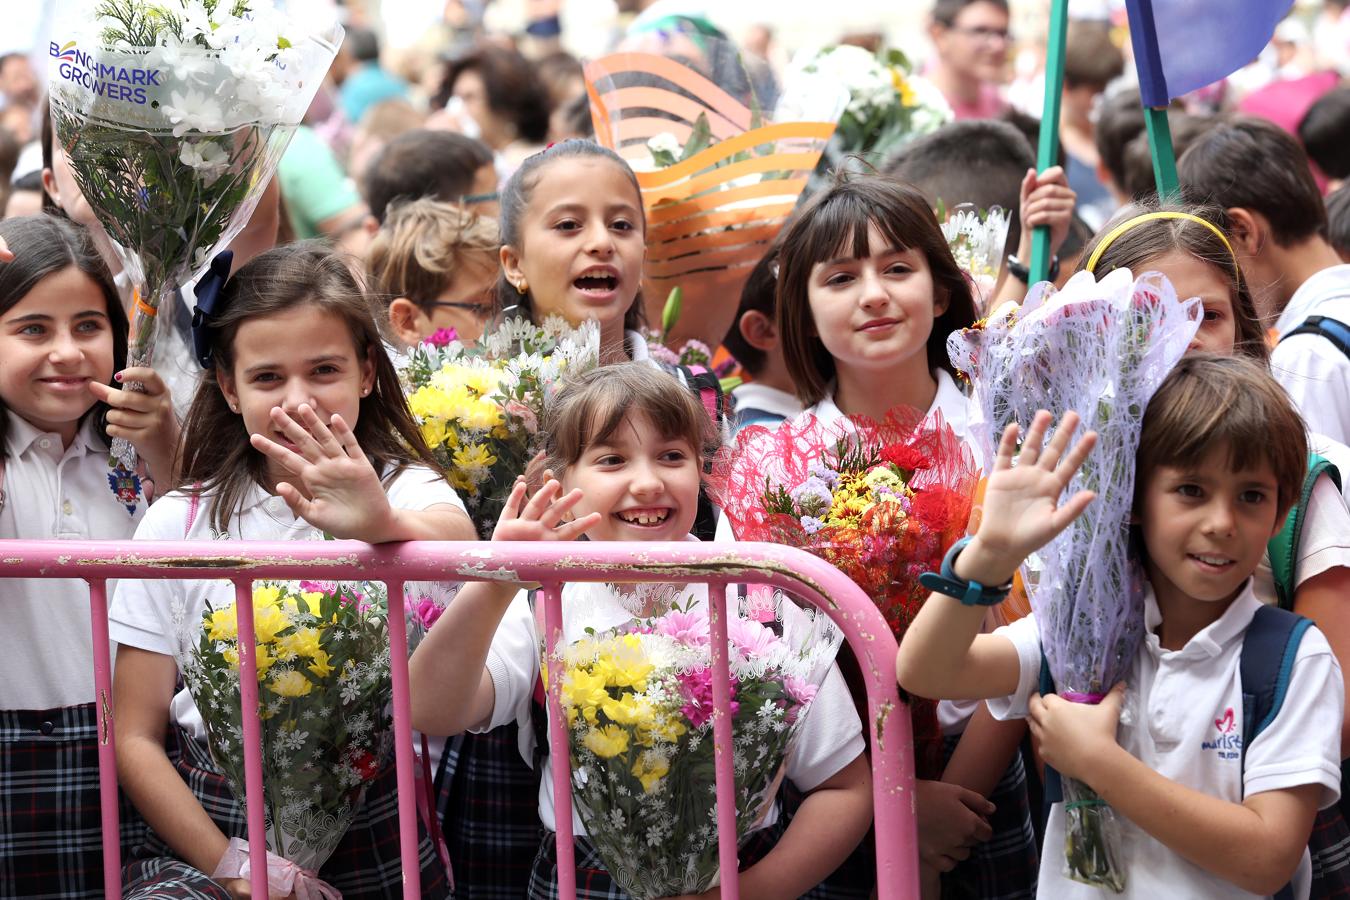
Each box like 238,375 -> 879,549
549,584 -> 840,899
399,315 -> 598,537
183,580 -> 391,879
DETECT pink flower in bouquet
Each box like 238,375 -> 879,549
503,399 -> 539,434
655,607 -> 710,646
678,666 -> 739,728
647,343 -> 681,366
413,597 -> 445,630
299,580 -> 337,594
424,327 -> 459,347
727,616 -> 779,658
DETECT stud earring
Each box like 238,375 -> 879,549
516,279 -> 528,295
229,403 -> 239,412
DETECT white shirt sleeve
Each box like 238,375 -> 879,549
1272,336 -> 1350,447
108,493 -> 194,656
385,464 -> 468,513
784,662 -> 865,792
1294,476 -> 1350,587
475,589 -> 539,733
985,614 -> 1043,721
1243,624 -> 1343,810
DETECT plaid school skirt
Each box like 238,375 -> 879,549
938,735 -> 1038,900
0,703 -> 149,899
122,726 -> 451,899
435,724 -> 543,898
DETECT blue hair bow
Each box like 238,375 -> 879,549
191,250 -> 235,369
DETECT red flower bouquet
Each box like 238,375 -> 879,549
715,407 -> 977,775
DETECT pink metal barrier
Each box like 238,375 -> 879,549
2,540 -> 919,899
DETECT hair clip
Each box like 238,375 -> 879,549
191,250 -> 235,369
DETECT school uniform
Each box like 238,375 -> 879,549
989,581 -> 1344,899
729,382 -> 804,434
0,411 -> 151,897
1271,265 -> 1350,446
802,370 -> 1039,899
476,579 -> 865,899
107,467 -> 463,898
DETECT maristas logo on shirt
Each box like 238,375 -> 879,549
1201,706 -> 1242,760
49,41 -> 163,105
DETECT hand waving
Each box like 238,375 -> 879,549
250,404 -> 390,539
959,410 -> 1097,584
492,475 -> 600,543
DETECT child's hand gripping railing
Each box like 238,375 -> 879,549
1,540 -> 919,899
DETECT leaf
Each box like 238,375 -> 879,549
682,112 -> 713,161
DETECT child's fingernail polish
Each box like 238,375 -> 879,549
114,372 -> 123,382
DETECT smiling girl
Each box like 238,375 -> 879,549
767,174 -> 1038,898
0,214 -> 179,896
107,243 -> 474,899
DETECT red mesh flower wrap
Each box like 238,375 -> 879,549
714,407 -> 977,776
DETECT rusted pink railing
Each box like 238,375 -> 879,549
2,540 -> 918,899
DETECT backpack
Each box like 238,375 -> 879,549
1282,315 -> 1350,361
1038,606 -> 1312,899
1269,455 -> 1343,610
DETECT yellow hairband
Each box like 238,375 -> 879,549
1084,211 -> 1240,284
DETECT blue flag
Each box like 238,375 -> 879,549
1126,0 -> 1295,107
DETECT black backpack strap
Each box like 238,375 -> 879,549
1281,315 -> 1350,359
1038,653 -> 1064,807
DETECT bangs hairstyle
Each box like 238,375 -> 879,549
539,363 -> 718,481
367,198 -> 500,310
177,242 -> 444,532
1077,201 -> 1267,363
496,139 -> 648,333
1137,353 -> 1306,518
776,173 -> 977,406
0,214 -> 126,457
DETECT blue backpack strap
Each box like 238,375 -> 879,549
1267,454 -> 1341,611
1240,604 -> 1313,900
1240,604 -> 1313,770
1282,314 -> 1350,359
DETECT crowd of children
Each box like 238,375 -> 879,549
3,1 -> 1350,898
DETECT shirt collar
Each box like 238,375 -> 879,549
810,369 -> 966,426
1274,263 -> 1350,337
1142,578 -> 1261,658
4,410 -> 102,460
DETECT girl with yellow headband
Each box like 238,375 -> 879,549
1075,200 -> 1350,898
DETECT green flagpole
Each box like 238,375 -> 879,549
1144,106 -> 1179,199
1031,0 -> 1070,284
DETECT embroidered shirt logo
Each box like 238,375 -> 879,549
106,464 -> 142,516
1201,706 -> 1241,760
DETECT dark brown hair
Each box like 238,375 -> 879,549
931,0 -> 1009,26
1178,116 -> 1326,246
433,46 -> 551,144
177,242 -> 444,531
775,173 -> 977,405
1063,20 -> 1123,91
0,215 -> 127,457
1138,353 -> 1306,519
1076,201 -> 1267,363
362,129 -> 494,224
539,362 -> 718,483
496,139 -> 648,333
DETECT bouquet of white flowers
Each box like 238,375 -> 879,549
48,0 -> 341,468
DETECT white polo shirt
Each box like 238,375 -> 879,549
988,581 -> 1343,899
1272,265 -> 1350,446
1,412 -> 149,710
475,578 -> 865,835
108,466 -> 464,738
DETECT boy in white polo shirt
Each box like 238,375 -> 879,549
897,354 -> 1343,899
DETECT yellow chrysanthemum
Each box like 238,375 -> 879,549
275,626 -> 322,661
563,667 -> 609,725
583,724 -> 630,759
631,752 -> 669,793
307,649 -> 335,679
206,606 -> 238,642
252,584 -> 283,608
452,442 -> 496,474
268,669 -> 313,698
222,644 -> 275,677
891,67 -> 916,107
252,603 -> 291,645
600,692 -> 651,726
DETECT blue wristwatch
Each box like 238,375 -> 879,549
918,536 -> 1014,607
